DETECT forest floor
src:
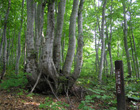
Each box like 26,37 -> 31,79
0,88 -> 80,110
0,87 -> 140,110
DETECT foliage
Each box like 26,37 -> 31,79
78,78 -> 117,110
39,97 -> 69,110
0,71 -> 28,90
78,95 -> 95,110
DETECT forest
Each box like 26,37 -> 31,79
0,0 -> 140,109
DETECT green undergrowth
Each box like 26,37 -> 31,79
39,97 -> 69,110
0,71 -> 28,90
78,75 -> 140,110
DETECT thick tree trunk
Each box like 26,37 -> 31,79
41,1 -> 59,89
53,0 -> 66,72
98,0 -> 107,83
15,0 -> 24,75
26,0 -> 38,83
0,0 -> 11,80
73,0 -> 84,79
62,0 -> 79,76
122,1 -> 132,77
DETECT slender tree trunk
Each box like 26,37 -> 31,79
73,0 -> 84,79
109,0 -> 113,75
62,0 -> 79,76
53,0 -> 66,72
98,0 -> 107,83
7,38 -> 10,65
0,15 -> 3,58
122,1 -> 132,77
94,0 -> 99,73
95,24 -> 99,73
1,0 -> 11,80
132,33 -> 139,78
0,34 -> 4,58
129,9 -> 139,78
15,0 -> 25,75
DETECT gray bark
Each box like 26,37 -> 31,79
73,0 -> 84,79
26,0 -> 38,82
1,0 -> 11,80
53,0 -> 66,72
122,1 -> 132,77
98,0 -> 107,83
35,0 -> 45,60
62,0 -> 79,75
41,1 -> 59,88
15,0 -> 25,75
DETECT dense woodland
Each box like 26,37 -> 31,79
0,0 -> 140,109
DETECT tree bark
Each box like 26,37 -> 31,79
62,0 -> 79,76
53,0 -> 66,72
26,0 -> 38,83
41,1 -> 59,89
122,1 -> 132,77
0,0 -> 11,80
35,0 -> 45,61
73,0 -> 84,79
98,0 -> 107,83
15,0 -> 25,75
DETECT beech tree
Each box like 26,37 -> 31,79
24,0 -> 83,94
1,0 -> 140,97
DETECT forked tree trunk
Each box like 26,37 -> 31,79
26,0 -> 81,94
41,1 -> 59,90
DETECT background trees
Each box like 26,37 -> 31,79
0,0 -> 140,92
